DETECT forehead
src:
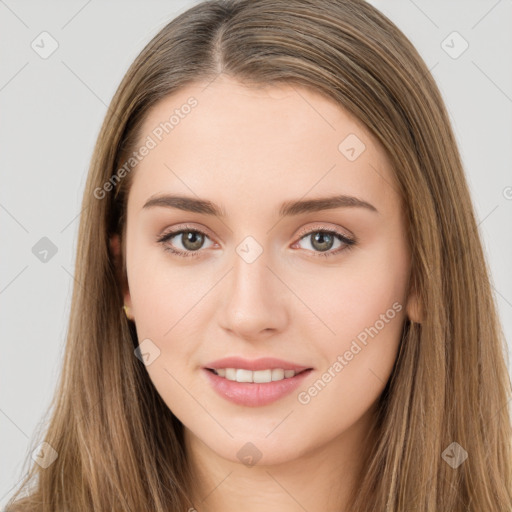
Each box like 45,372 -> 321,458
128,75 -> 399,216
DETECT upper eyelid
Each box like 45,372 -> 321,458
295,223 -> 353,240
159,222 -> 351,238
158,224 -> 215,243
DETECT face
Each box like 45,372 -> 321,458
113,75 -> 420,467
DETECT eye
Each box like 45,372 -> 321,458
157,225 -> 214,258
292,227 -> 356,258
157,224 -> 356,259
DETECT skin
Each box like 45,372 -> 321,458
111,75 -> 421,512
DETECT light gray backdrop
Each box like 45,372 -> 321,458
1,0 -> 511,506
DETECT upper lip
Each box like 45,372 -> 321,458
204,357 -> 312,372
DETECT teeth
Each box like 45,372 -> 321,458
225,368 -> 236,380
236,369 -> 253,382
214,368 -> 299,383
254,369 -> 272,383
271,368 -> 284,381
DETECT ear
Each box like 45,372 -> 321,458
109,233 -> 131,310
405,290 -> 422,324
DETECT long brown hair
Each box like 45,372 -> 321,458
7,0 -> 512,510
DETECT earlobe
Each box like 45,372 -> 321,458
405,291 -> 423,324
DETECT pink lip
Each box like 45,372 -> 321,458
203,368 -> 313,407
204,356 -> 311,372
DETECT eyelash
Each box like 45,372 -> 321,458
156,224 -> 357,259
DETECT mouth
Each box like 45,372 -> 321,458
202,357 -> 314,407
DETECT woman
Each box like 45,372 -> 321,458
7,0 -> 512,510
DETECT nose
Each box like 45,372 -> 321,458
217,247 -> 289,341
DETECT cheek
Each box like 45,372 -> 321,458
127,254 -> 207,419
127,238 -> 205,338
292,239 -> 409,347
126,240 -> 216,357
293,241 -> 408,404
293,283 -> 406,443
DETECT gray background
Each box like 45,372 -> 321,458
1,0 -> 511,505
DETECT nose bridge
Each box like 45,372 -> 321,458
218,235 -> 287,336
230,237 -> 275,309
232,240 -> 270,299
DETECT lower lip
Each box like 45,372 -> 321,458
203,368 -> 313,407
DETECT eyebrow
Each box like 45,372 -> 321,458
142,193 -> 378,217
